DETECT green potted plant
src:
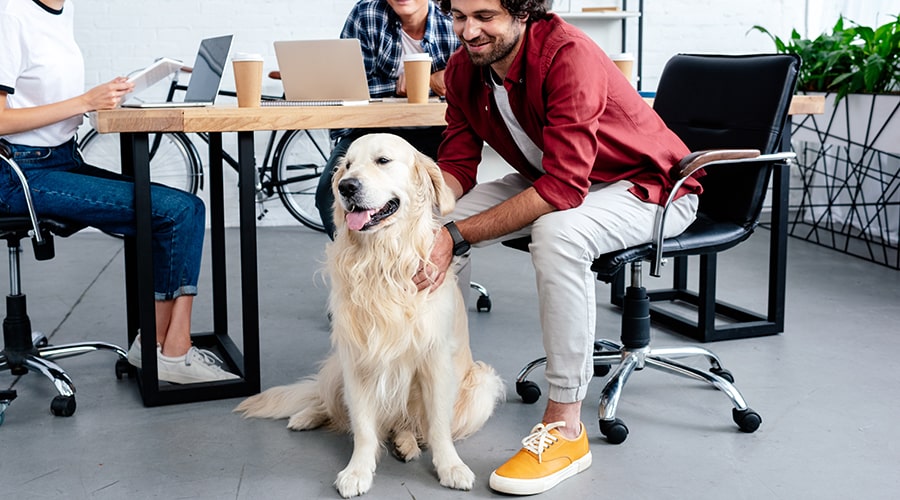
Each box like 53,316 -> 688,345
750,15 -> 900,269
750,15 -> 900,102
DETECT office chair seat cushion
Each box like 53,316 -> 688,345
591,214 -> 756,281
0,216 -> 85,240
40,218 -> 85,238
503,214 -> 755,283
0,215 -> 35,234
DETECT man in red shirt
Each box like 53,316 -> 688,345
415,0 -> 702,495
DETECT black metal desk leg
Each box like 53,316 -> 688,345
237,131 -> 261,392
119,132 -> 161,396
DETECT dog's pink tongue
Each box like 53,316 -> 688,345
346,209 -> 376,231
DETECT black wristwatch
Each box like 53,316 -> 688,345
444,221 -> 471,256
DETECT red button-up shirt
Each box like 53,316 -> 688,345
438,14 -> 701,210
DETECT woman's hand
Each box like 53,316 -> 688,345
81,77 -> 134,112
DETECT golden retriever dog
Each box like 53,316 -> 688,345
235,133 -> 505,498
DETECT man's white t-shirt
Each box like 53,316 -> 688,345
491,76 -> 544,171
398,29 -> 425,76
0,0 -> 85,147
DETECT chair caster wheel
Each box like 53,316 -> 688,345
599,417 -> 628,444
0,390 -> 16,426
593,364 -> 611,377
711,367 -> 734,383
476,295 -> 492,312
733,408 -> 761,433
516,380 -> 541,404
32,332 -> 49,347
51,395 -> 76,417
115,358 -> 136,379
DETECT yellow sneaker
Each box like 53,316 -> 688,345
489,421 -> 592,495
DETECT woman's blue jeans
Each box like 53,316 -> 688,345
0,138 -> 205,301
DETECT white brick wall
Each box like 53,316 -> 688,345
67,0 -> 884,226
74,0 -> 869,93
76,0 -> 359,99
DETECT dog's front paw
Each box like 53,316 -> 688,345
335,467 -> 375,498
437,463 -> 475,491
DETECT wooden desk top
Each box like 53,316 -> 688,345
91,95 -> 825,134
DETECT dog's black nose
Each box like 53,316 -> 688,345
338,178 -> 362,198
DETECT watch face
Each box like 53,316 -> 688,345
454,240 -> 470,256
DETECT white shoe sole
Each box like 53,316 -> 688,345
489,451 -> 592,495
157,366 -> 241,385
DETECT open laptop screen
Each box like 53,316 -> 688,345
184,34 -> 233,103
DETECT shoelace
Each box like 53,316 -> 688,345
184,347 -> 225,368
521,421 -> 566,463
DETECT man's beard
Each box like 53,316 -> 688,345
465,31 -> 520,67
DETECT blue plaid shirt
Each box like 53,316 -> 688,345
341,0 -> 459,98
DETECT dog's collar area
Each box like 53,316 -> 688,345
346,198 -> 400,231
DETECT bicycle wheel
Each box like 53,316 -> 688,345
78,129 -> 203,194
273,129 -> 332,232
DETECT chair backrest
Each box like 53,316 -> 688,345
653,53 -> 800,227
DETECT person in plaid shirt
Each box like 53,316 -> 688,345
315,0 -> 459,238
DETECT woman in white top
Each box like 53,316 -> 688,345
0,0 -> 237,384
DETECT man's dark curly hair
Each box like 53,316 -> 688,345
437,0 -> 550,22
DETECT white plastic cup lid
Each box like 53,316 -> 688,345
232,52 -> 264,62
403,53 -> 433,62
609,52 -> 634,61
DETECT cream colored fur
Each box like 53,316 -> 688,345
235,134 -> 505,498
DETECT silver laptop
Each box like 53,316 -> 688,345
123,34 -> 233,108
265,39 -> 371,106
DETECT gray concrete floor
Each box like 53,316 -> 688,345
2,224 -> 899,499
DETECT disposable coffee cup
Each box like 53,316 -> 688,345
232,52 -> 264,108
609,53 -> 635,83
403,53 -> 433,104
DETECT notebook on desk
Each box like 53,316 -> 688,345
264,39 -> 371,107
122,34 -> 233,108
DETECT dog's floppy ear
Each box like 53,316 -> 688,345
330,156 -> 348,225
414,150 -> 456,216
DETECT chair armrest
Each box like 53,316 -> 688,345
649,149 -> 796,276
0,144 -> 46,245
677,149 -> 760,178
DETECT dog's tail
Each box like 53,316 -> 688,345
234,355 -> 346,431
452,361 -> 506,440
233,378 -> 325,421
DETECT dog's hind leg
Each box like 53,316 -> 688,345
451,361 -> 506,439
391,428 -> 422,462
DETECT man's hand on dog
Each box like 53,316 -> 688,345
415,227 -> 454,292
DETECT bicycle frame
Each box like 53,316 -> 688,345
164,74 -> 333,226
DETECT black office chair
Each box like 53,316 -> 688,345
506,53 -> 801,443
0,143 -> 129,424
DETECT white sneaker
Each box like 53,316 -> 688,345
127,334 -> 161,369
157,347 -> 241,384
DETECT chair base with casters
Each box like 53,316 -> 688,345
0,218 -> 131,421
469,281 -> 491,312
0,146 -> 129,423
512,259 -> 761,444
